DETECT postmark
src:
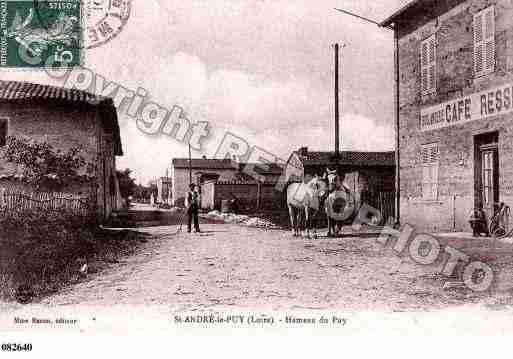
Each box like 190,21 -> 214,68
36,0 -> 130,49
0,0 -> 81,67
83,0 -> 130,49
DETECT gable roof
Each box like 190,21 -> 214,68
380,0 -> 421,27
171,158 -> 285,175
294,150 -> 395,167
0,81 -> 122,156
238,162 -> 283,175
0,80 -> 105,103
379,0 -> 466,28
172,158 -> 237,170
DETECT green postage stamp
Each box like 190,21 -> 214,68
0,0 -> 82,68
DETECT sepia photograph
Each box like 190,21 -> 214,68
1,0 -> 513,354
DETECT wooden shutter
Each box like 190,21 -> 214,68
428,37 -> 436,91
421,35 -> 436,95
474,6 -> 495,77
422,166 -> 431,199
484,7 -> 495,71
421,41 -> 429,93
421,143 -> 439,200
430,164 -> 439,200
421,143 -> 439,164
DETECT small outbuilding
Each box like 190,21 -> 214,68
169,158 -> 239,206
285,147 -> 396,219
0,81 -> 123,223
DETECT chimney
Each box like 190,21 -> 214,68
299,147 -> 308,156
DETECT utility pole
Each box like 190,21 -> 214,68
334,42 -> 340,159
333,7 -> 400,225
188,142 -> 192,185
393,26 -> 400,225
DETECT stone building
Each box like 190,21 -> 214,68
286,146 -> 394,193
0,81 -> 123,222
169,158 -> 239,206
381,0 -> 513,232
200,162 -> 284,211
283,147 -> 395,220
169,157 -> 284,207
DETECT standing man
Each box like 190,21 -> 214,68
185,183 -> 201,233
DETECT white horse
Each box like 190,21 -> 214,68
286,175 -> 327,238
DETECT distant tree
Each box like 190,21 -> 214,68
133,183 -> 154,203
2,136 -> 89,190
133,184 -> 144,200
146,180 -> 158,198
116,168 -> 137,199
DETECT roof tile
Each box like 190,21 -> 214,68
0,80 -> 105,104
296,150 -> 395,166
0,81 -> 123,156
172,158 -> 238,170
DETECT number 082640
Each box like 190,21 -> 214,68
1,343 -> 33,352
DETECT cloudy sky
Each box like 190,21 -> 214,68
1,0 -> 409,184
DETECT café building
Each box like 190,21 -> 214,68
381,0 -> 513,232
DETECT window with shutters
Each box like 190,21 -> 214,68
420,34 -> 436,95
0,118 -> 8,147
474,6 -> 495,77
421,142 -> 439,200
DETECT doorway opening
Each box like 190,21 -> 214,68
474,132 -> 499,221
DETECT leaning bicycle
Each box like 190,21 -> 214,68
489,202 -> 511,238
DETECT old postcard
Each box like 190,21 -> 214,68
1,0 -> 512,355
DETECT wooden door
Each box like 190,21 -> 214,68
481,147 -> 498,220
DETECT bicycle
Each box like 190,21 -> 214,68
489,202 -> 511,238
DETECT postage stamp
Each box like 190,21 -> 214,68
0,0 -> 82,67
0,0 -> 130,68
36,0 -> 131,49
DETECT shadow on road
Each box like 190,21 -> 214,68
108,205 -> 222,228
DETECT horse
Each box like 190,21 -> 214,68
324,169 -> 356,237
286,175 -> 327,238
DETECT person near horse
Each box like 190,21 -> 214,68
185,183 -> 201,233
324,168 -> 355,237
324,167 -> 338,193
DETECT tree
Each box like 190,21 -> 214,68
116,168 -> 136,199
2,136 -> 89,190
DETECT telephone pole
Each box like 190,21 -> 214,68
334,42 -> 345,159
334,42 -> 340,159
333,7 -> 400,225
188,142 -> 192,185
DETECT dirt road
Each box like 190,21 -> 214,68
33,223 -> 513,312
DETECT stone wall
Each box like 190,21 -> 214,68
171,167 -> 237,206
0,101 -> 119,222
201,181 -> 286,212
397,0 -> 513,231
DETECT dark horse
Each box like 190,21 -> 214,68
324,169 -> 357,237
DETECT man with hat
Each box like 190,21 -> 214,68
185,183 -> 201,233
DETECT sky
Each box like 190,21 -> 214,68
1,0 -> 410,184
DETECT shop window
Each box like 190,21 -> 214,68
474,6 -> 495,77
421,143 -> 439,200
420,34 -> 436,95
0,118 -> 8,147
